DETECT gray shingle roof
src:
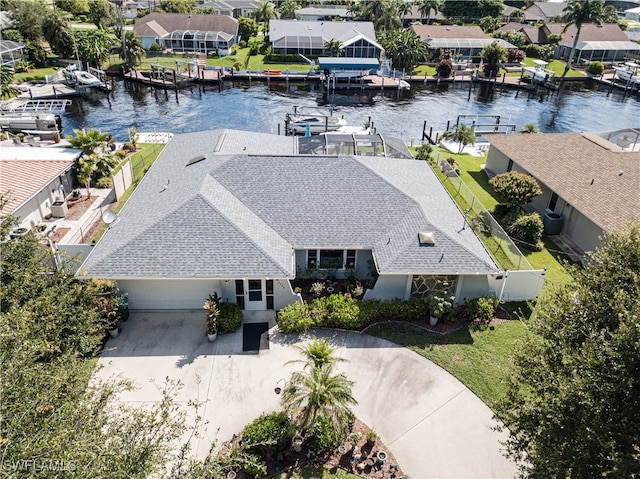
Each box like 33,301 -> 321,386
82,130 -> 498,279
269,20 -> 376,44
133,13 -> 238,37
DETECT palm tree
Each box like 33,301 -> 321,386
417,0 -> 440,24
324,39 -> 344,57
254,0 -> 276,34
519,123 -> 540,134
442,124 -> 476,153
561,0 -> 605,78
395,0 -> 411,25
278,0 -> 299,19
379,28 -> 427,72
121,30 -> 146,67
375,2 -> 402,33
291,339 -> 346,369
363,0 -> 387,21
281,362 -> 357,431
77,155 -> 97,199
68,128 -> 112,157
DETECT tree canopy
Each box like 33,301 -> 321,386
442,0 -> 504,21
500,224 -> 640,478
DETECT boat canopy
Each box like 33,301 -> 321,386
317,57 -> 380,70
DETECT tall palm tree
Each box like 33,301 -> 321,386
121,30 -> 146,67
417,0 -> 440,24
254,0 -> 276,34
560,0 -> 605,78
395,0 -> 411,25
442,124 -> 476,153
281,362 -> 357,431
68,128 -> 112,157
379,28 -> 427,72
375,2 -> 402,33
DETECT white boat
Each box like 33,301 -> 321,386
0,113 -> 59,133
523,60 -> 555,83
614,62 -> 640,85
63,65 -> 102,88
329,69 -> 370,80
288,115 -> 347,134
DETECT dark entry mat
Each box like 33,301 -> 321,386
242,322 -> 269,352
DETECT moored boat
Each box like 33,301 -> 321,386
613,62 -> 640,85
64,65 -> 102,87
523,60 -> 555,83
0,112 -> 60,133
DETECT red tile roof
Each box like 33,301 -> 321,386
485,133 -> 640,232
0,160 -> 74,214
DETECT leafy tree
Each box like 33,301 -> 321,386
518,123 -> 540,134
121,30 -> 146,66
279,0 -> 300,19
416,0 -> 441,24
43,12 -> 75,58
442,124 -> 476,153
561,0 -> 605,78
480,39 -> 506,77
489,170 -> 542,205
1,29 -> 24,43
253,0 -> 276,33
4,0 -> 49,41
477,15 -> 502,33
602,4 -> 619,24
436,58 -> 452,77
238,17 -> 259,42
56,0 -> 90,17
87,0 -> 117,28
24,40 -> 48,68
160,0 -> 197,13
500,224 -> 640,478
506,48 -> 525,63
442,0 -> 504,21
379,28 -> 427,72
324,38 -> 344,57
282,359 -> 357,432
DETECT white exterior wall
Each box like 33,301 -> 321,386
364,274 -> 410,300
14,179 -> 65,227
117,279 -> 222,309
458,274 -> 492,301
273,279 -> 301,310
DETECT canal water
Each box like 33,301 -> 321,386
61,78 -> 640,142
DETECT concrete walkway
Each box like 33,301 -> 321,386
95,311 -> 518,478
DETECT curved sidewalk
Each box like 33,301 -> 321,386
96,311 -> 517,478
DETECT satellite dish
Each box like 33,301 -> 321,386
103,210 -> 117,225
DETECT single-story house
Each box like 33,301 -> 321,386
0,40 -> 25,67
199,0 -> 260,19
624,6 -> 640,21
269,20 -> 381,58
484,129 -> 640,255
132,13 -> 238,55
410,25 -> 516,60
80,129 -> 543,311
295,5 -> 352,21
523,1 -> 568,22
548,23 -> 640,63
0,147 -> 81,230
497,22 -> 545,44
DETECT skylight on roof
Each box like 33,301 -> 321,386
419,231 -> 435,246
186,154 -> 206,166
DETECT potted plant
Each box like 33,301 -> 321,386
204,293 -> 220,342
366,429 -> 377,446
428,288 -> 455,326
52,131 -> 61,143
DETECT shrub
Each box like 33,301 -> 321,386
307,413 -> 345,452
239,39 -> 247,49
242,412 -> 295,459
277,302 -> 313,333
242,453 -> 267,478
13,60 -> 33,73
233,60 -> 243,71
96,177 -> 113,188
524,44 -> 554,61
507,211 -> 544,249
149,42 -> 161,52
436,58 -> 452,78
465,296 -> 499,320
317,294 -> 362,329
114,149 -> 128,161
310,281 -> 324,297
489,171 -> 542,205
414,143 -> 433,162
507,48 -> 525,63
218,301 -> 242,332
587,61 -> 604,76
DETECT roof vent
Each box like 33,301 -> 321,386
419,231 -> 435,246
187,154 -> 206,166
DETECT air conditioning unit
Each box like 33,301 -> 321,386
543,212 -> 564,235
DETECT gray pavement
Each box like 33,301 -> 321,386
95,310 -> 518,478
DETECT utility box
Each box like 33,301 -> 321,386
51,201 -> 68,218
543,212 -> 564,235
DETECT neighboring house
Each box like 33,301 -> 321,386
410,25 -> 516,60
484,130 -> 640,255
132,13 -> 238,55
624,6 -> 640,21
523,1 -> 568,22
199,0 -> 259,19
0,147 -> 81,230
80,129 -> 543,311
269,20 -> 381,58
295,5 -> 352,21
550,23 -> 640,63
497,22 -> 544,44
403,6 -> 445,27
0,40 -> 25,67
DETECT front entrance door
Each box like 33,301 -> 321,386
245,279 -> 265,310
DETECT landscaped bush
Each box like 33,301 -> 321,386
218,301 -> 243,332
524,44 -> 554,61
315,294 -> 362,329
436,58 -> 453,78
507,48 -> 526,63
489,171 -> 542,205
307,413 -> 345,452
504,210 -> 544,249
277,302 -> 313,333
242,453 -> 267,478
464,296 -> 499,320
587,61 -> 604,76
242,412 -> 295,460
414,143 -> 434,162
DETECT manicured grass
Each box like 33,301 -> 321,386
369,318 -> 527,414
412,65 -> 437,76
13,66 -> 61,82
246,54 -> 312,73
275,466 -> 360,478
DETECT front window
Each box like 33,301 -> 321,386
319,250 -> 344,269
548,192 -> 558,212
306,249 -> 357,270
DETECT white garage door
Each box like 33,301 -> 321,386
118,279 -> 219,309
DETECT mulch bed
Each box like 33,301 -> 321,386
48,227 -> 70,243
65,195 -> 98,221
220,418 -> 404,479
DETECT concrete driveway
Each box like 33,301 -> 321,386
96,311 -> 518,479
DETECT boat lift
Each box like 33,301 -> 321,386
0,98 -> 71,114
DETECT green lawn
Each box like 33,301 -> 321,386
369,318 -> 527,414
276,466 -> 359,478
412,65 -> 437,76
13,66 -> 61,82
